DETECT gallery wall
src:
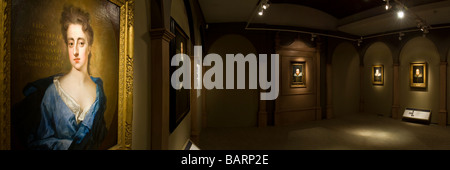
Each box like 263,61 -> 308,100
132,0 -> 151,150
140,1 -> 450,150
205,34 -> 259,127
60,0 -> 450,151
274,38 -> 322,125
168,0 -> 207,149
399,37 -> 440,124
328,33 -> 449,125
363,42 -> 393,117
168,0 -> 192,150
331,42 -> 360,117
134,0 -> 205,150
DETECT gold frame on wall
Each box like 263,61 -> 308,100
410,62 -> 427,88
0,0 -> 134,150
290,62 -> 306,88
372,65 -> 384,85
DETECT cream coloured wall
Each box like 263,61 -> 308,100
332,42 -> 360,117
171,0 -> 190,38
206,34 -> 259,127
168,0 -> 192,150
399,37 -> 440,124
168,113 -> 191,150
363,42 -> 393,117
132,0 -> 151,150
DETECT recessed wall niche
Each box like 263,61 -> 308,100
331,42 -> 360,117
363,42 -> 393,117
399,37 -> 440,124
275,37 -> 321,125
205,34 -> 259,127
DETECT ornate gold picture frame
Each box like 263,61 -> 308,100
410,62 -> 427,88
372,65 -> 384,85
290,62 -> 306,88
0,0 -> 134,150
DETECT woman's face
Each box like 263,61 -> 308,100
67,24 -> 90,72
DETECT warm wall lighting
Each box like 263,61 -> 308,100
397,10 -> 404,18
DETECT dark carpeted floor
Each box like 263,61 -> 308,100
199,113 -> 450,150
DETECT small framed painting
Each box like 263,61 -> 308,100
290,62 -> 306,88
372,65 -> 384,85
410,63 -> 427,88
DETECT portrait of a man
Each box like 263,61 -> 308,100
291,62 -> 306,88
293,67 -> 303,82
413,66 -> 424,83
410,63 -> 427,88
372,65 -> 383,85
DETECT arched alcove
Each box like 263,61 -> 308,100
331,42 -> 360,117
399,36 -> 440,124
205,34 -> 259,127
363,42 -> 393,116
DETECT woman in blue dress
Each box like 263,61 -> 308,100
25,5 -> 107,150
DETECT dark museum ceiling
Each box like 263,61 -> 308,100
198,0 -> 450,36
270,0 -> 445,19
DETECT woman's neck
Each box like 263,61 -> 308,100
66,68 -> 91,85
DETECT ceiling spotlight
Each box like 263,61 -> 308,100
263,0 -> 270,9
397,10 -> 404,18
262,3 -> 270,10
258,0 -> 270,16
417,23 -> 422,28
385,0 -> 391,10
398,32 -> 404,41
420,26 -> 428,32
311,34 -> 317,41
258,10 -> 263,16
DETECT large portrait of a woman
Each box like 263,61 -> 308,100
1,0 -> 134,150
